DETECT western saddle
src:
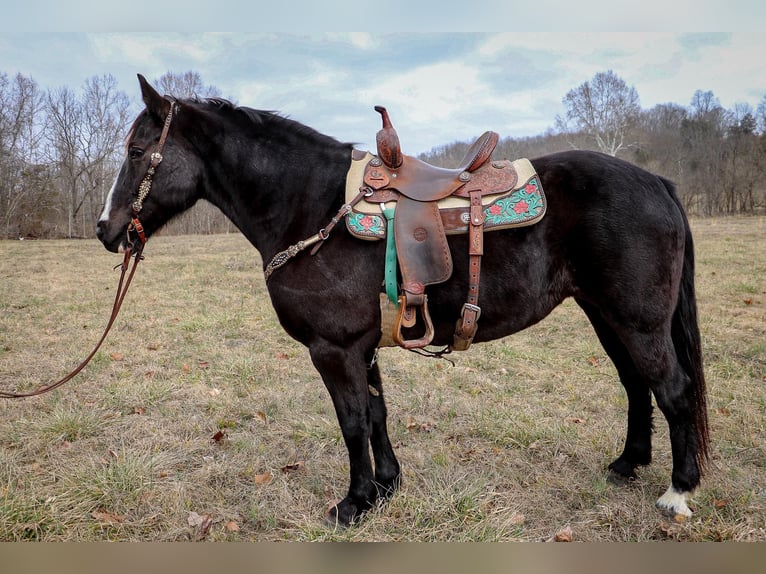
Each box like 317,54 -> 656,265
361,106 -> 521,351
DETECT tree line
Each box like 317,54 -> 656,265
422,70 -> 766,216
0,71 -> 233,239
2,69 -> 765,239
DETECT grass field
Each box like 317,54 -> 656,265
0,217 -> 764,541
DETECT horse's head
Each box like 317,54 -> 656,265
97,75 -> 203,252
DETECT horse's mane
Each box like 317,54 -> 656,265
125,95 -> 350,152
191,96 -> 348,147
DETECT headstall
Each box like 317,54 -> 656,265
128,100 -> 177,247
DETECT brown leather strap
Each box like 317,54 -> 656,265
132,101 -> 176,216
453,189 -> 484,351
1,100 -> 177,399
0,243 -> 144,399
266,188 -> 372,280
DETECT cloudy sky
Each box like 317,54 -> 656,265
2,29 -> 766,153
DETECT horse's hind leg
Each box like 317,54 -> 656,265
611,327 -> 702,517
576,300 -> 653,481
367,361 -> 401,498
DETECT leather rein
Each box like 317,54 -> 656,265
0,101 -> 176,399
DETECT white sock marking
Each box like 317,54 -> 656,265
656,484 -> 692,517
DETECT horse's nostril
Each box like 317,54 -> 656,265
96,221 -> 106,241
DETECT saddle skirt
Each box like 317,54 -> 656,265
345,152 -> 546,240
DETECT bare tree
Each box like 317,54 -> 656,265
45,75 -> 130,238
634,103 -> 688,185
556,70 -> 641,156
754,95 -> 766,134
155,71 -> 221,100
80,75 -> 131,227
0,73 -> 48,238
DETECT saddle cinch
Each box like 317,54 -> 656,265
346,106 -> 547,351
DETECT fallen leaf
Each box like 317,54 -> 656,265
188,512 -> 214,541
225,521 -> 240,532
587,356 -> 599,367
131,406 -> 146,415
554,526 -> 573,542
211,430 -> 227,443
143,371 -> 155,379
255,411 -> 267,423
672,513 -> 688,524
182,364 -> 191,373
743,298 -> 753,305
255,472 -> 273,485
658,520 -> 680,538
147,342 -> 160,350
110,352 -> 124,361
567,417 -> 587,424
187,511 -> 209,527
209,388 -> 221,397
92,509 -> 124,524
276,352 -> 289,360
509,513 -> 526,525
406,417 -> 436,433
713,498 -> 729,509
717,407 -> 731,416
198,360 -> 210,369
281,461 -> 305,474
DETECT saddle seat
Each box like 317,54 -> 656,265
357,106 -> 542,351
366,106 -> 500,203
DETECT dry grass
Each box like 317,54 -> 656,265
0,217 -> 764,541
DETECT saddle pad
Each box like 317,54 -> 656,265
345,152 -> 546,240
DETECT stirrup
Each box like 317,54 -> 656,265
392,295 -> 435,349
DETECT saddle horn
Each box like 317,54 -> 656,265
374,106 -> 403,169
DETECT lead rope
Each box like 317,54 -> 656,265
0,240 -> 144,399
0,100 -> 176,399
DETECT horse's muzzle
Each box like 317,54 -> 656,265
96,220 -> 123,253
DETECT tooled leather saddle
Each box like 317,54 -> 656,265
348,106 -> 546,351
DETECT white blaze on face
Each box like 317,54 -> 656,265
99,178 -> 118,223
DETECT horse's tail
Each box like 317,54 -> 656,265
663,176 -> 710,471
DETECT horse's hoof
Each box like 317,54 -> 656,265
606,467 -> 636,486
656,485 -> 693,518
324,498 -> 364,529
374,473 -> 402,500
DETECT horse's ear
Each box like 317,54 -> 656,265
137,74 -> 170,121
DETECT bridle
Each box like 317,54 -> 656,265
0,101 -> 176,399
127,100 -> 176,247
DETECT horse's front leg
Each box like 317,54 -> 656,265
367,359 -> 401,498
310,339 -> 379,527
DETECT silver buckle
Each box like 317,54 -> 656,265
461,303 -> 481,320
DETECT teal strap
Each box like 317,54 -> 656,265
381,206 -> 398,305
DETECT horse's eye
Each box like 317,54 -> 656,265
129,146 -> 144,160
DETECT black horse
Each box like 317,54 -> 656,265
97,75 -> 709,527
